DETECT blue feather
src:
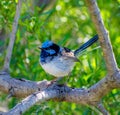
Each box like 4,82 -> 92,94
42,40 -> 53,48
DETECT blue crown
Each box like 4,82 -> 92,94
42,40 -> 53,48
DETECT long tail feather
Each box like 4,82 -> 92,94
74,34 -> 98,56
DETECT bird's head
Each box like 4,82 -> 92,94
39,40 -> 60,56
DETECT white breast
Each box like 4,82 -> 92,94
40,57 -> 75,77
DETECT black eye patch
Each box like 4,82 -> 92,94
49,43 -> 60,53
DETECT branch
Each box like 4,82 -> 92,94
3,0 -> 22,72
85,0 -> 119,75
6,88 -> 59,115
1,72 -> 120,99
1,71 -> 120,114
0,72 -> 49,98
96,103 -> 109,115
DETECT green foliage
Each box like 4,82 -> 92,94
0,0 -> 120,114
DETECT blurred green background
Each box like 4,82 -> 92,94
0,0 -> 120,114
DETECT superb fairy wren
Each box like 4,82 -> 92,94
39,35 -> 98,78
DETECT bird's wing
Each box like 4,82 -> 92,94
61,47 -> 79,62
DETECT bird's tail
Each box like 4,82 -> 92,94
74,34 -> 99,56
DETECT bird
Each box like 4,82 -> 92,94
39,35 -> 98,78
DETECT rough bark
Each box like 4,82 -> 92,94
85,0 -> 118,75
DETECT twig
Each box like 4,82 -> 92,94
96,103 -> 109,115
3,0 -> 22,72
85,0 -> 118,75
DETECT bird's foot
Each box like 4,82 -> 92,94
47,77 -> 64,87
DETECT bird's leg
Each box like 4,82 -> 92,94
65,72 -> 71,83
47,77 -> 64,87
55,77 -> 63,82
52,73 -> 71,86
51,77 -> 64,84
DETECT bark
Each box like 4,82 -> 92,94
85,0 -> 118,75
3,0 -> 22,72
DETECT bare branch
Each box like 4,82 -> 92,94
6,89 -> 59,115
3,0 -> 22,72
96,103 -> 109,115
1,71 -> 120,114
85,0 -> 118,75
0,73 -> 49,98
1,72 -> 120,99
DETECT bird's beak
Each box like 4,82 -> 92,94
38,46 -> 42,50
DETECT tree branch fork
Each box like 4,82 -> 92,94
0,70 -> 120,114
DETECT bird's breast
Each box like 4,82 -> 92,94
40,56 -> 75,77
